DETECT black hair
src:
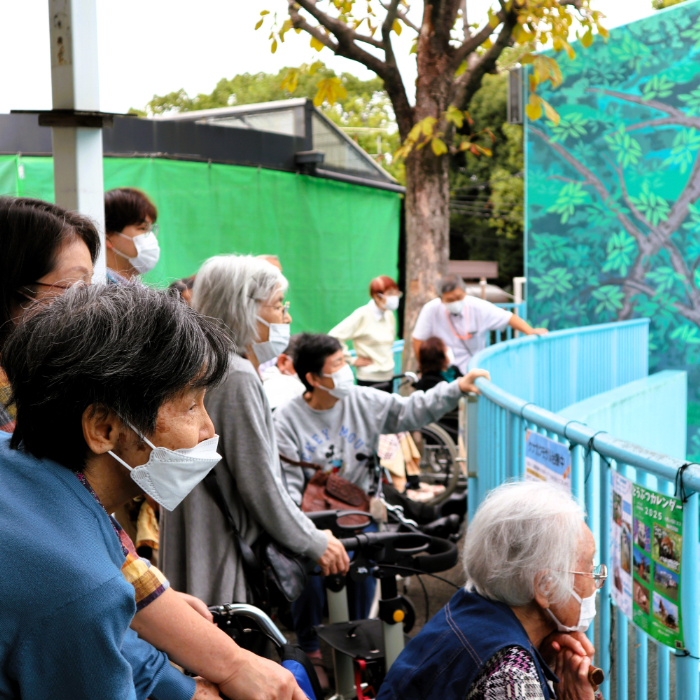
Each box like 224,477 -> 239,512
419,336 -> 448,374
292,333 -> 342,392
104,188 -> 158,234
3,284 -> 231,471
0,197 -> 100,347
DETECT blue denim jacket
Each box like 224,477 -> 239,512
377,587 -> 557,700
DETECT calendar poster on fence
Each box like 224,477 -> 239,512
524,430 -> 571,492
611,472 -> 685,650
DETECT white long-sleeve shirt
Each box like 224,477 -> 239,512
329,300 -> 396,381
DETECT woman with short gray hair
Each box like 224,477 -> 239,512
161,254 -> 349,608
378,481 -> 607,700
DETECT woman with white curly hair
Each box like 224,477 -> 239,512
377,481 -> 607,700
161,255 -> 349,608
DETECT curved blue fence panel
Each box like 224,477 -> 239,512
464,318 -> 699,699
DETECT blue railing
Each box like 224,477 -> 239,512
466,319 -> 700,699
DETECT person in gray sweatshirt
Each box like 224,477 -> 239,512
273,333 -> 489,505
161,257 -> 349,607
272,332 -> 488,667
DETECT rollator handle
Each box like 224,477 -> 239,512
305,509 -> 374,535
338,531 -> 459,574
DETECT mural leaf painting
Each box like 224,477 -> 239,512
525,0 -> 700,457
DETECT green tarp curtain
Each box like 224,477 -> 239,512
0,155 -> 400,334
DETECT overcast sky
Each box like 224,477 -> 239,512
0,0 -> 661,116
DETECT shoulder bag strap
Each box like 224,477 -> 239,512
203,470 -> 261,576
279,453 -> 323,471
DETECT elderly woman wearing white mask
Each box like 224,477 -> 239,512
161,255 -> 349,607
378,481 -> 606,700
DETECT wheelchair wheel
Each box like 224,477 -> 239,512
413,422 -> 459,505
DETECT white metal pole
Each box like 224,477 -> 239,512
513,276 -> 526,337
48,0 -> 106,281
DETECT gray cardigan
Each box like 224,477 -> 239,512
160,353 -> 328,604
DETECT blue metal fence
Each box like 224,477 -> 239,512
466,319 -> 700,699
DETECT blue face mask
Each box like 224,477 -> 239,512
253,316 -> 291,363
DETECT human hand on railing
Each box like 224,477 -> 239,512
552,648 -> 598,700
527,327 -> 549,336
354,356 -> 373,367
458,369 -> 490,395
316,530 -> 351,576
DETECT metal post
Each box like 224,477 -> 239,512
513,277 -> 526,336
466,395 -> 479,522
48,0 -> 106,280
676,491 -> 699,698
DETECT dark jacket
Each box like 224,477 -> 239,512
376,587 -> 556,700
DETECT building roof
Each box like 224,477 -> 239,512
155,98 -> 399,186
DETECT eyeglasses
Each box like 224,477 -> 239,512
379,291 -> 403,298
33,280 -> 84,291
140,222 -> 159,235
261,301 -> 290,317
566,564 -> 608,589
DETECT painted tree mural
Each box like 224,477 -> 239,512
525,0 -> 700,458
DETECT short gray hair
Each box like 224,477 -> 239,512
438,274 -> 466,296
463,481 -> 586,606
192,254 -> 288,349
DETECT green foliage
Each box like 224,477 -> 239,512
547,182 -> 588,223
526,1 -> 700,448
531,268 -> 574,299
678,87 -> 700,115
449,73 -> 524,289
663,128 -> 700,173
602,231 -> 637,276
629,181 -> 671,225
138,63 -> 402,181
549,113 -> 588,143
591,285 -> 625,314
609,33 -> 654,71
642,75 -> 675,100
604,126 -> 643,168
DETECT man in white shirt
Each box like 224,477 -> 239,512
411,274 -> 548,373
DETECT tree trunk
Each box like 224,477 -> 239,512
401,146 -> 451,371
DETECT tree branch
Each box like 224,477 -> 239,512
529,126 -> 650,249
587,87 -> 688,120
291,0 -> 389,77
626,116 -> 700,132
450,18 -> 500,72
602,154 -> 657,234
381,0 -> 401,69
287,3 -> 339,52
450,8 -> 517,112
380,2 -> 420,32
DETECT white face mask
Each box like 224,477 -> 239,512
115,231 -> 161,274
253,316 -> 291,364
317,363 -> 355,399
109,428 -> 222,511
382,295 -> 400,312
445,298 -> 465,315
545,589 -> 597,633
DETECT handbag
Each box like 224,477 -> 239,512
203,470 -> 310,605
280,454 -> 371,528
